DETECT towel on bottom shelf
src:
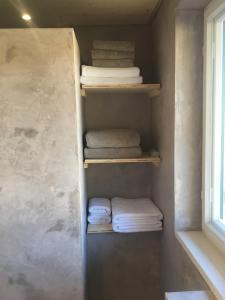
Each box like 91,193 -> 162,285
112,197 -> 163,222
88,198 -> 111,215
88,214 -> 112,225
112,223 -> 162,233
80,76 -> 143,86
84,147 -> 142,159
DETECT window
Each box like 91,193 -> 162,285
203,0 -> 225,249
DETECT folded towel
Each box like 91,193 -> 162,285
93,59 -> 134,68
84,147 -> 142,159
93,40 -> 135,52
80,76 -> 143,85
112,222 -> 162,233
112,197 -> 163,223
88,214 -> 112,225
82,66 -> 140,78
91,50 -> 135,60
86,129 -> 141,149
88,198 -> 111,215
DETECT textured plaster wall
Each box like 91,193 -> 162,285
150,0 -> 208,294
0,28 -> 85,300
175,10 -> 204,231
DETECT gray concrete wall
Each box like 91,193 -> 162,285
175,10 -> 204,231
0,28 -> 85,300
150,0 -> 208,294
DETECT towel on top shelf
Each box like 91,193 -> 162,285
91,49 -> 135,60
88,198 -> 112,225
93,40 -> 135,52
82,65 -> 140,78
86,129 -> 140,149
80,75 -> 143,86
112,197 -> 163,233
84,147 -> 142,159
92,59 -> 134,68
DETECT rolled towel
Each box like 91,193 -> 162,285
84,147 -> 142,159
112,197 -> 163,223
91,50 -> 135,60
86,129 -> 141,149
88,214 -> 112,225
112,222 -> 162,233
93,40 -> 135,52
80,76 -> 143,85
88,198 -> 111,215
81,65 -> 140,78
93,59 -> 134,68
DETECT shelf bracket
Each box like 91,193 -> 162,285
80,89 -> 86,97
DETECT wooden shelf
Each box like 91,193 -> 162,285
81,84 -> 160,98
87,224 -> 113,234
84,153 -> 160,168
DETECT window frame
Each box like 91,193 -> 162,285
203,0 -> 225,254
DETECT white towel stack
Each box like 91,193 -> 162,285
84,129 -> 143,159
88,198 -> 112,225
112,197 -> 163,233
80,40 -> 143,85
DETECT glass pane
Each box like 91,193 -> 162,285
221,20 -> 225,224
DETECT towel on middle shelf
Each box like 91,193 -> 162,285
82,65 -> 140,78
84,147 -> 142,159
112,222 -> 162,233
80,76 -> 143,86
86,129 -> 141,149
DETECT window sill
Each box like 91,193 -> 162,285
176,231 -> 225,300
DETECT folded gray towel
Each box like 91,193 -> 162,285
86,129 -> 141,149
92,49 -> 135,60
93,40 -> 135,52
92,59 -> 134,68
84,147 -> 142,159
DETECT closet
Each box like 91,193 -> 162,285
76,27 -> 163,300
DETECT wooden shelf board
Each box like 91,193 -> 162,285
87,224 -> 113,234
84,153 -> 160,168
81,84 -> 160,98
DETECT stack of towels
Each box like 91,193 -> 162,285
88,198 -> 111,225
91,40 -> 135,68
80,40 -> 143,86
112,197 -> 163,233
84,129 -> 142,159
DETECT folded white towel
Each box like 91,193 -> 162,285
86,129 -> 140,149
88,198 -> 111,215
82,66 -> 140,78
93,40 -> 135,52
84,147 -> 142,159
80,76 -> 143,86
112,197 -> 163,223
112,223 -> 162,233
88,214 -> 112,225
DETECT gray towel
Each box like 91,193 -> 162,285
93,40 -> 135,52
93,59 -> 134,68
86,129 -> 141,148
92,49 -> 135,60
84,147 -> 142,159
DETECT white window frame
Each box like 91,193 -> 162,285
203,0 -> 225,254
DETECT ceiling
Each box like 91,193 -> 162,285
0,0 -> 161,27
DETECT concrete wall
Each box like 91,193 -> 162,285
0,28 -> 85,300
150,0 -> 208,294
175,10 -> 204,231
